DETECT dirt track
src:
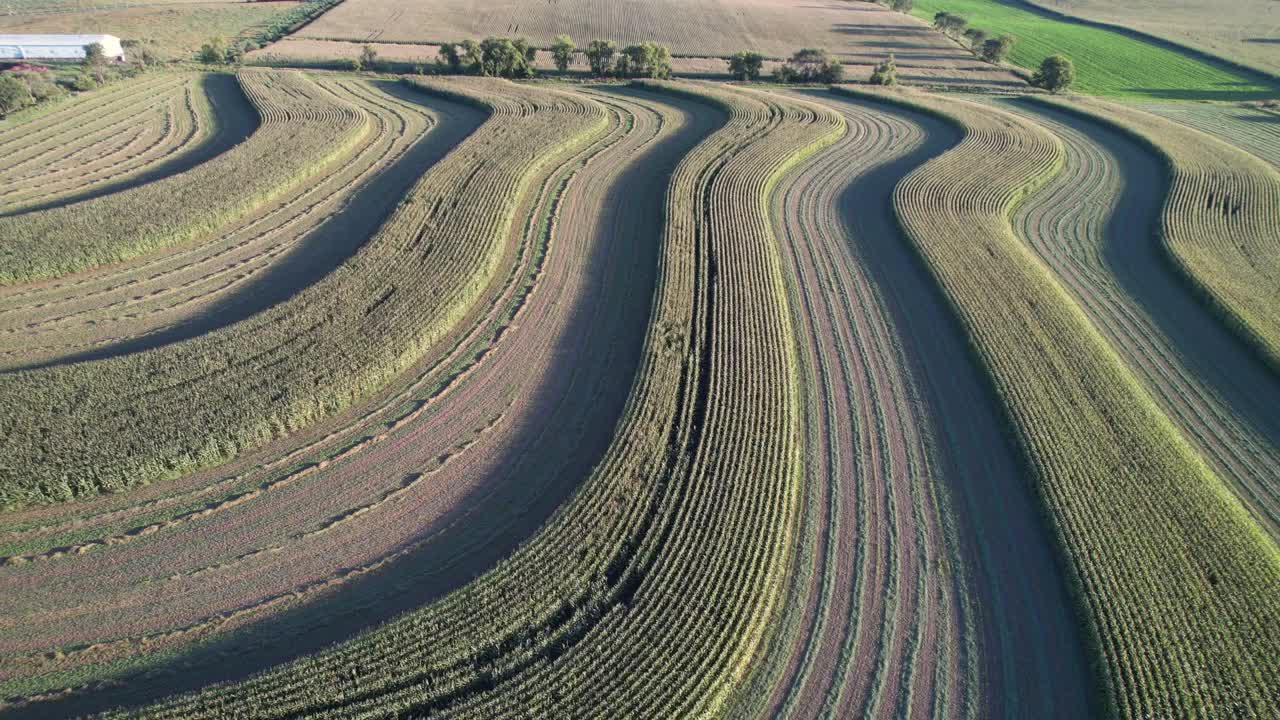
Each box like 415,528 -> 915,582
0,87 -> 719,717
763,90 -> 1092,719
1001,98 -> 1280,538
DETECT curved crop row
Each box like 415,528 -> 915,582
0,74 -> 251,216
0,86 -> 718,710
0,75 -> 463,370
0,74 -> 207,213
0,72 -> 183,153
841,86 -> 1280,719
1132,101 -> 1280,169
0,69 -> 369,286
95,80 -> 843,719
752,89 -> 1092,720
998,98 -> 1280,538
1035,96 -> 1280,371
0,77 -> 608,509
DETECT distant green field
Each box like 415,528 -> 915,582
912,0 -> 1279,99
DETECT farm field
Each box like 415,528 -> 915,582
2,0 -> 1280,717
0,73 -> 472,369
1132,101 -> 1280,167
0,1 -> 303,59
289,0 -> 1024,89
911,0 -> 1279,98
1028,0 -> 1280,75
248,37 -> 1027,90
0,73 -> 254,215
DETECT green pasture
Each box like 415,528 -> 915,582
912,0 -> 1279,100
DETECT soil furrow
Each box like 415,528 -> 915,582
0,88 -> 716,718
764,91 -> 1092,719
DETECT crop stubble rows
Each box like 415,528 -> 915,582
847,85 -> 1280,719
0,74 -> 462,370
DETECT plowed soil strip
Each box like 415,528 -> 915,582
763,91 -> 1090,719
0,88 -> 715,716
1002,98 -> 1280,538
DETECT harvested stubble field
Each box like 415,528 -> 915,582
0,73 -> 254,215
0,73 -> 473,369
288,0 -> 1023,89
3,10 -> 1280,716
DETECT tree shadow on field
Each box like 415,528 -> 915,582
9,81 -> 486,372
0,86 -> 724,720
0,74 -> 258,219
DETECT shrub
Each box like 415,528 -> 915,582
890,0 -> 913,11
551,35 -> 576,71
1033,54 -> 1075,93
0,73 -> 33,116
478,37 -> 536,78
963,28 -> 988,50
933,11 -> 968,37
199,37 -> 227,64
585,39 -> 616,76
869,54 -> 898,86
775,48 -> 844,84
344,57 -> 362,72
981,35 -> 1014,64
727,51 -> 765,81
123,39 -> 163,67
83,42 -> 107,67
438,42 -> 462,72
616,43 -> 671,79
69,73 -> 98,91
360,44 -> 379,71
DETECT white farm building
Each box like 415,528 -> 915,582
0,34 -> 125,61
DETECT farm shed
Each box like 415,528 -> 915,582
0,34 -> 125,61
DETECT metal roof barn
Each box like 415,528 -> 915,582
0,34 -> 125,61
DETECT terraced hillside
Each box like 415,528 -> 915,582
1,62 -> 1279,720
1037,96 -> 1280,369
846,85 -> 1280,719
1133,102 -> 1280,168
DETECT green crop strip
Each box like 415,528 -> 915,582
911,0 -> 1279,99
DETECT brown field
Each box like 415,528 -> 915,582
250,37 -> 1026,89
290,0 -> 1025,88
1029,0 -> 1280,75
